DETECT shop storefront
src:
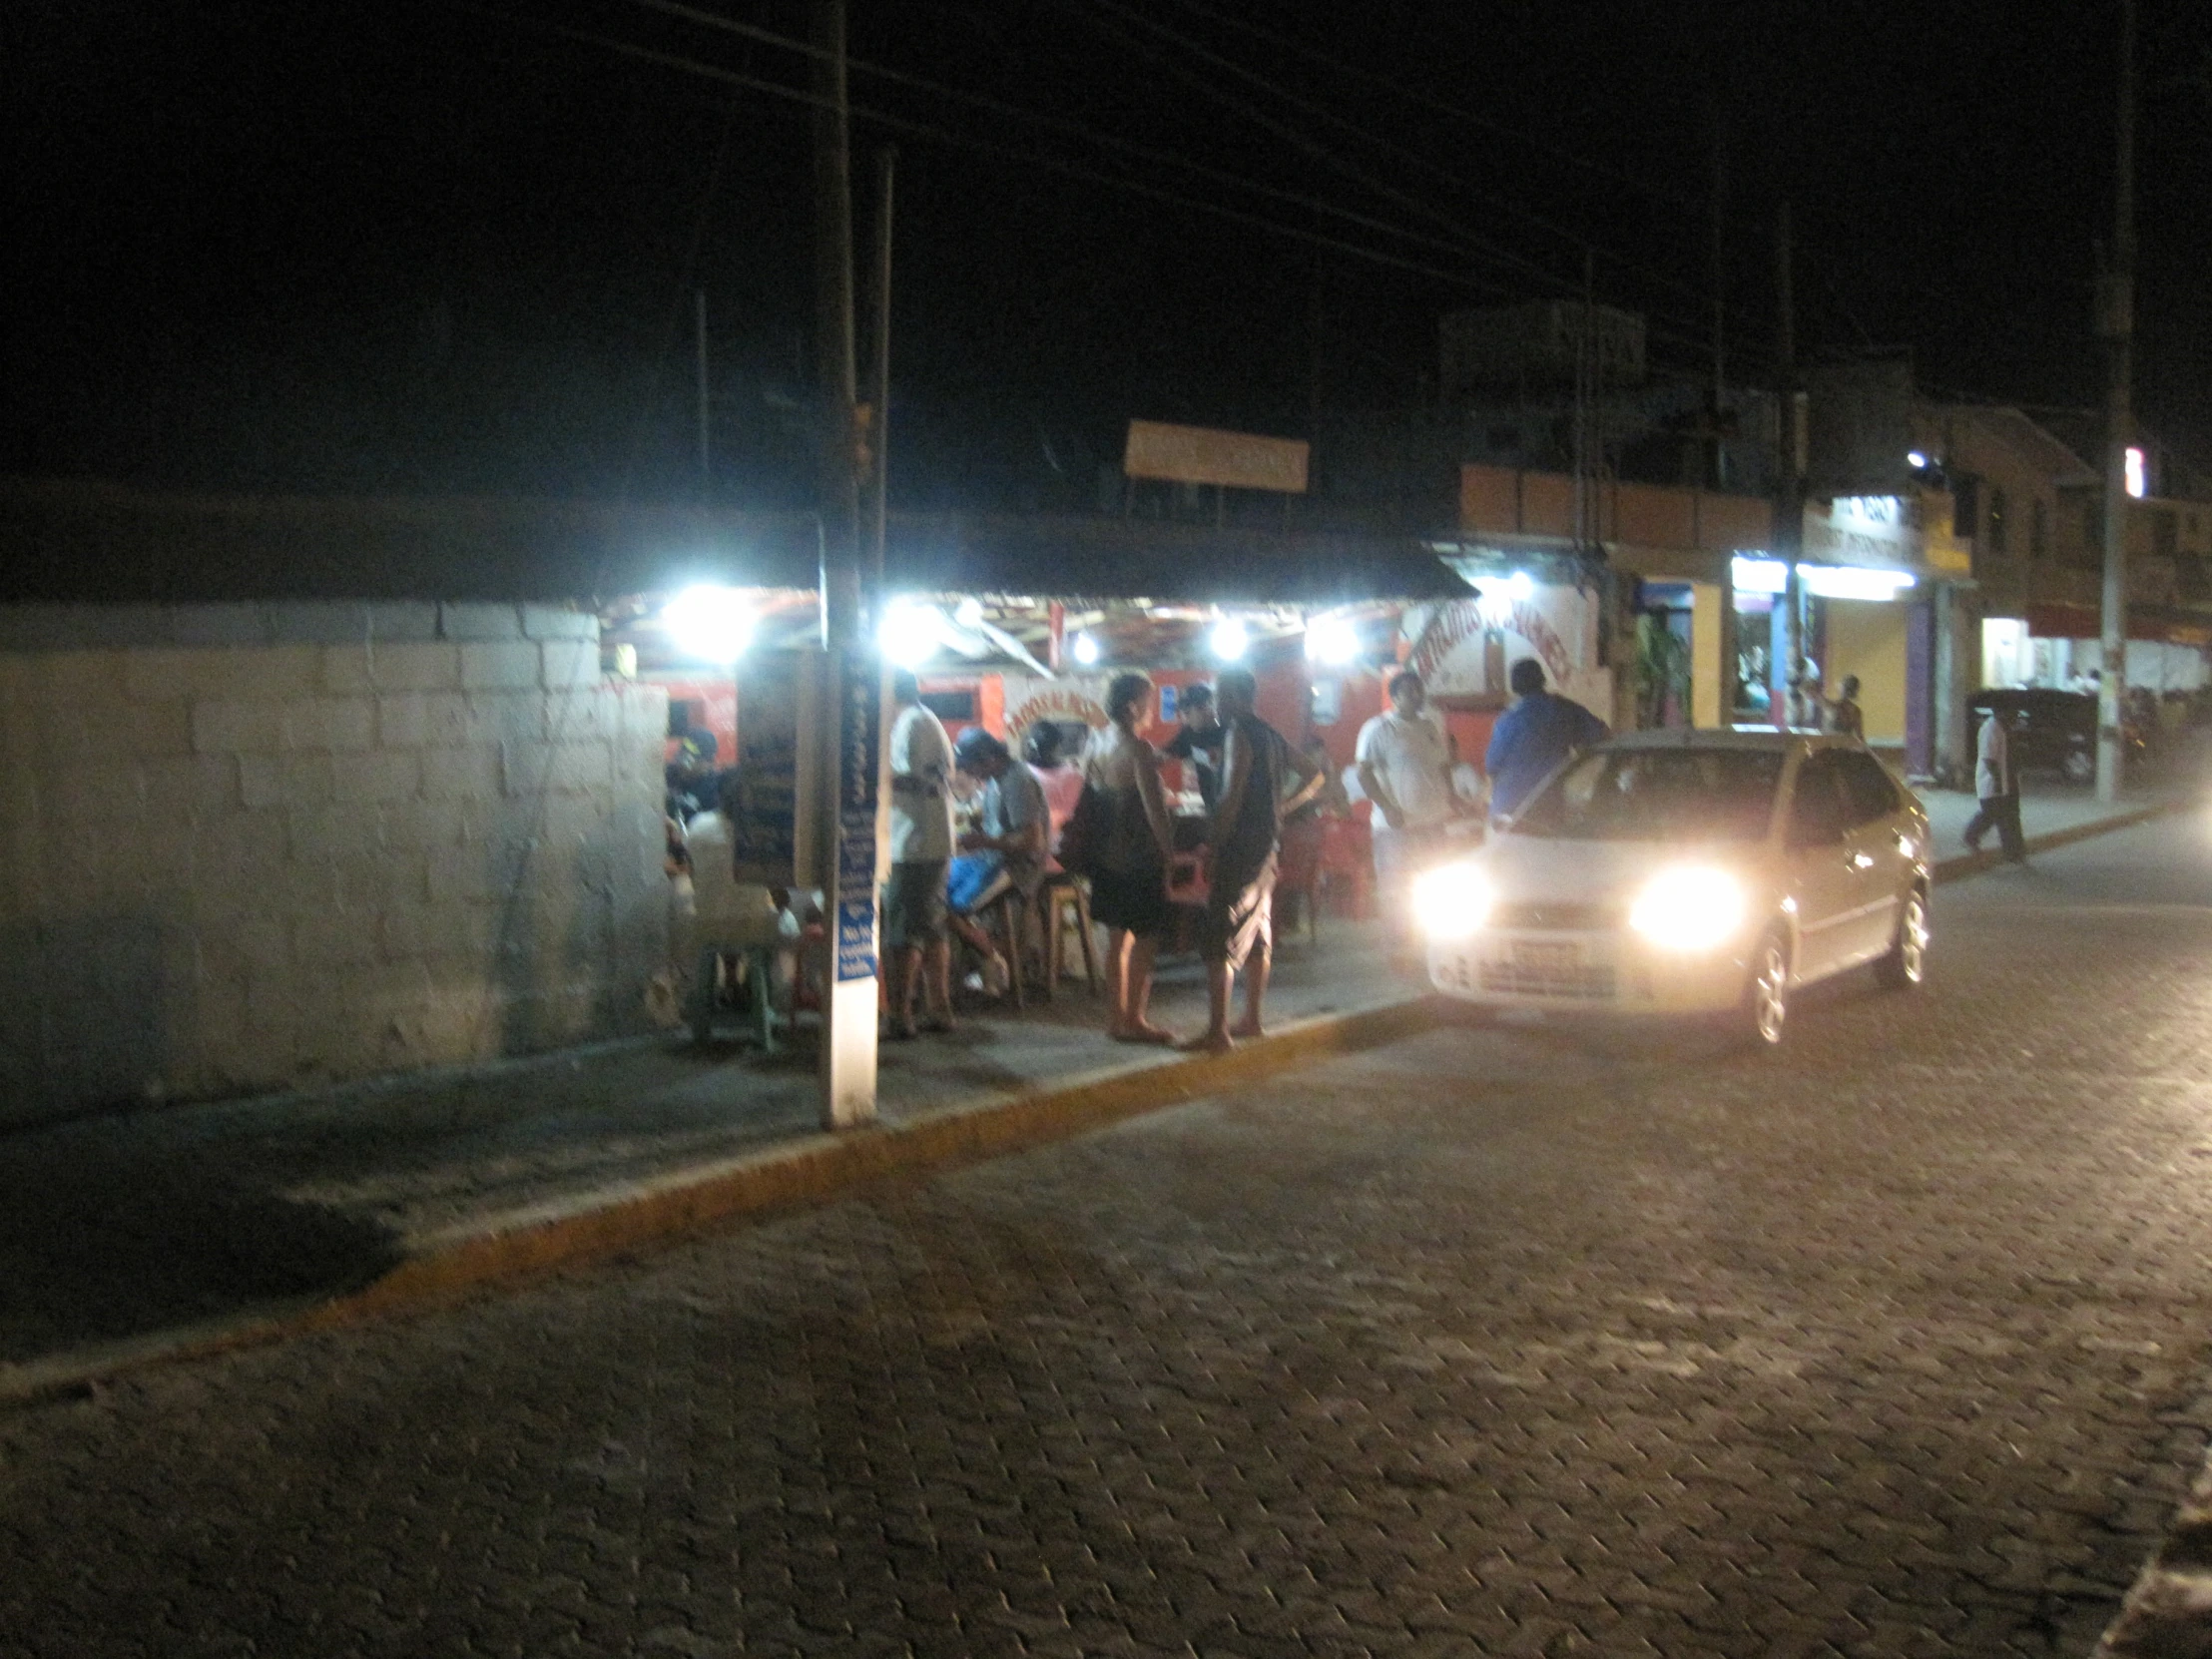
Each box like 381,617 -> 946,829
1729,491 -> 1973,777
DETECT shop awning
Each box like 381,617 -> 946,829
2027,601 -> 2212,647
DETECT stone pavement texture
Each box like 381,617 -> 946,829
8,814 -> 2212,1655
0,919 -> 1403,1369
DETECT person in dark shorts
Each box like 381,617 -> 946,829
884,669 -> 955,1037
1083,672 -> 1179,1043
1182,668 -> 1323,1052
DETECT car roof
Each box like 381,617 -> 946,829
1600,726 -> 1829,754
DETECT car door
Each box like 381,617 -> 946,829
1782,751 -> 1858,982
1833,750 -> 1912,964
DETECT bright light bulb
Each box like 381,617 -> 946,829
1071,633 -> 1101,667
1505,570 -> 1535,601
1210,619 -> 1249,661
1306,615 -> 1359,667
2126,445 -> 2147,498
879,601 -> 942,670
954,597 -> 985,629
1907,450 -> 1929,469
662,584 -> 755,663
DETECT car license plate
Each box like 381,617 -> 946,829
1512,940 -> 1581,974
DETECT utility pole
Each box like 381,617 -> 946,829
2095,0 -> 2137,805
1710,123 -> 1727,490
811,0 -> 877,1129
865,148 -> 895,594
1774,200 -> 1804,729
695,289 -> 712,488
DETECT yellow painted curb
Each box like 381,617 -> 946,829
2,995 -> 1438,1403
1932,798 -> 2185,885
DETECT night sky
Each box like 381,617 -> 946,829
9,0 -> 2210,509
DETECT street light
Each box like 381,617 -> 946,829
662,584 -> 756,663
879,600 -> 941,669
1306,615 -> 1360,667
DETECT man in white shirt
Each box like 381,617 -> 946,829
1356,669 -> 1458,964
1963,705 -> 2026,862
885,670 -> 956,1036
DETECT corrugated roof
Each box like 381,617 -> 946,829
0,481 -> 1471,607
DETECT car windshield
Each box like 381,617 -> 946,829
1507,748 -> 1786,842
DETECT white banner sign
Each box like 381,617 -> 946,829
1401,588 -> 1611,716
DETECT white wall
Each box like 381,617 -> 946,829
0,603 -> 669,1126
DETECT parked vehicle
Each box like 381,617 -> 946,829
1963,689 -> 2130,784
1419,730 -> 1931,1046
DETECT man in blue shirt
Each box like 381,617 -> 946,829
1484,658 -> 1608,821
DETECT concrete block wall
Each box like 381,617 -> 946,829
0,602 -> 669,1127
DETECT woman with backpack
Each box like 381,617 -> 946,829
1075,672 -> 1178,1044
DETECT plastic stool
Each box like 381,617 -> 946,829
1042,874 -> 1099,998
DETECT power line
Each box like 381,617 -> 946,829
1052,0 -> 1579,297
1155,0 -> 1709,214
1057,0 -> 1747,368
458,5 -> 1528,299
598,0 -> 1537,276
580,0 -> 1751,371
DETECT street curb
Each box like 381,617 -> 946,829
0,994 -> 1437,1406
1931,798 -> 2186,885
3,796 -> 2184,1408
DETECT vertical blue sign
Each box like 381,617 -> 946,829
832,651 -> 881,983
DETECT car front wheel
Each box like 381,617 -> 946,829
1875,890 -> 1930,990
1739,927 -> 1791,1048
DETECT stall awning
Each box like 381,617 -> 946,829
0,480 -> 1472,608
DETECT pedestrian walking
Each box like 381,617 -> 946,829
1084,673 -> 1179,1044
1963,705 -> 2027,862
1356,669 -> 1457,967
1182,669 -> 1323,1052
1483,658 -> 1609,822
883,670 -> 956,1038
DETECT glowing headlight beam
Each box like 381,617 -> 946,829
1627,866 -> 1748,951
1413,862 -> 1492,940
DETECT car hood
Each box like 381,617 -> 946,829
1477,833 -> 1778,905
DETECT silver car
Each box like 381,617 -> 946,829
1420,729 -> 1932,1045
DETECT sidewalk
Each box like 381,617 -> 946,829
1,781 -> 2191,1402
1920,782 -> 2171,862
0,918 -> 1413,1389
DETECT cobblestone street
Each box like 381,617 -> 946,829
10,814 -> 2212,1657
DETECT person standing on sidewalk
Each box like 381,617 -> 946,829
884,670 -> 956,1038
1162,682 -> 1223,813
1963,705 -> 2027,862
1182,669 -> 1323,1052
1484,658 -> 1609,823
1356,669 -> 1457,967
1085,672 -> 1179,1044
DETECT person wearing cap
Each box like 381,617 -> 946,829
945,725 -> 1050,996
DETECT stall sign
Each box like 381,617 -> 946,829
1003,677 -> 1111,741
1401,587 -> 1609,716
1123,420 -> 1310,494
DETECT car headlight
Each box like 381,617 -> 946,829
1413,862 -> 1491,940
1627,866 -> 1747,951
